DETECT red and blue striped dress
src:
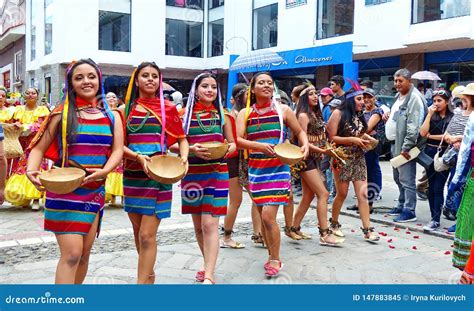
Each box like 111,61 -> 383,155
181,107 -> 228,216
247,108 -> 290,207
123,108 -> 172,219
44,116 -> 113,235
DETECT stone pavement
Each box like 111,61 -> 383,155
0,161 -> 461,284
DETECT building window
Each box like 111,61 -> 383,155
209,0 -> 224,9
253,3 -> 278,50
99,0 -> 131,52
44,0 -> 53,55
30,0 -> 36,60
166,19 -> 203,57
317,0 -> 354,39
166,0 -> 203,9
14,51 -> 23,83
208,19 -> 223,57
3,71 -> 10,89
412,0 -> 471,24
365,0 -> 392,5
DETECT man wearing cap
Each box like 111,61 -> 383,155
385,68 -> 428,223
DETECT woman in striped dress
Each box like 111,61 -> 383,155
26,59 -> 124,284
182,73 -> 236,284
121,62 -> 188,284
236,72 -> 309,277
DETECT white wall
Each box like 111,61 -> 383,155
25,0 -> 474,73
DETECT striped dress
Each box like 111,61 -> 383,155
44,116 -> 113,235
123,108 -> 172,219
247,108 -> 290,207
181,108 -> 228,216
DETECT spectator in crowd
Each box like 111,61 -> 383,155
385,69 -> 427,223
419,89 -> 454,231
425,83 -> 433,106
443,83 -> 474,233
360,80 -> 374,90
329,75 -> 345,102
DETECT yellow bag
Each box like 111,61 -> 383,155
2,124 -> 23,159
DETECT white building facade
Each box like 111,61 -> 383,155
22,0 -> 474,105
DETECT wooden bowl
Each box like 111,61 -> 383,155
200,142 -> 229,160
148,155 -> 186,184
361,134 -> 379,151
40,168 -> 86,194
274,143 -> 304,165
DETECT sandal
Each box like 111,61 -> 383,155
293,226 -> 312,240
319,227 -> 344,246
220,238 -> 245,249
251,233 -> 265,247
361,227 -> 380,243
329,218 -> 345,237
264,260 -> 283,277
284,226 -> 302,240
195,270 -> 205,282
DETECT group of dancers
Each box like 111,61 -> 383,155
6,58 -> 467,285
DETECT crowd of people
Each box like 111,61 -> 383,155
0,60 -> 471,285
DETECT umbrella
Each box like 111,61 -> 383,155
412,71 -> 441,81
230,50 -> 285,71
162,82 -> 175,91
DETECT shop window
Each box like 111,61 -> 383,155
317,0 -> 354,40
98,0 -> 131,52
253,3 -> 278,50
166,19 -> 203,57
412,0 -> 471,24
209,0 -> 224,9
208,19 -> 224,57
166,0 -> 203,9
30,0 -> 37,60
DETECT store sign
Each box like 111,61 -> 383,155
286,0 -> 307,9
233,42 -> 353,72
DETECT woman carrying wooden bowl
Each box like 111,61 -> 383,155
26,59 -> 124,284
120,62 -> 188,284
181,73 -> 236,284
291,85 -> 344,246
326,81 -> 380,243
236,72 -> 309,277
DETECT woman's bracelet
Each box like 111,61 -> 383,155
135,153 -> 140,161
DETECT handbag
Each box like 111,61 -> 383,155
433,131 -> 450,172
2,124 -> 23,159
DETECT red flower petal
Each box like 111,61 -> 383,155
389,245 -> 395,249
406,231 -> 411,235
416,224 -> 423,226
412,246 -> 417,250
384,215 -> 388,218
394,228 -> 400,231
444,251 -> 451,255
413,236 -> 420,239
351,229 -> 355,233
379,232 -> 388,237
387,239 -> 393,243
451,245 -> 454,248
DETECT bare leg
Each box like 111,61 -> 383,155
137,215 -> 161,284
261,205 -> 281,268
55,234 -> 83,284
74,213 -> 100,284
222,177 -> 243,247
331,170 -> 349,223
128,213 -> 142,253
201,214 -> 220,283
